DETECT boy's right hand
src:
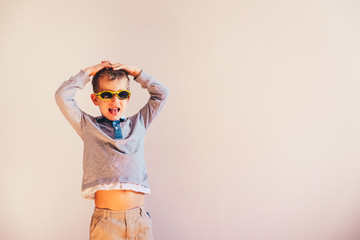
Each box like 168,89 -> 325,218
84,61 -> 112,76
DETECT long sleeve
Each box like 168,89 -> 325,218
54,69 -> 90,138
133,70 -> 169,129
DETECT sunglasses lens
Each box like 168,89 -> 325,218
118,91 -> 130,99
100,92 -> 114,100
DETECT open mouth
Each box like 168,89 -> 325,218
109,108 -> 120,116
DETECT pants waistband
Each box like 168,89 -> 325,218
93,205 -> 146,219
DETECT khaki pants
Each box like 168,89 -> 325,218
89,205 -> 153,240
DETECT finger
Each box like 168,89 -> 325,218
112,65 -> 121,70
111,63 -> 120,68
113,63 -> 122,67
113,66 -> 124,70
104,62 -> 112,68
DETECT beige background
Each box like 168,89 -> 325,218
1,0 -> 360,239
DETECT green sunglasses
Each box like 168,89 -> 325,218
94,90 -> 131,100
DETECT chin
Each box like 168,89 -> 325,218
108,116 -> 120,121
101,113 -> 115,121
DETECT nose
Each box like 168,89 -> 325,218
110,95 -> 120,103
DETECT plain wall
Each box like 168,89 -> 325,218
1,0 -> 360,239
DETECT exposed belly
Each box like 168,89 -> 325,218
94,190 -> 145,210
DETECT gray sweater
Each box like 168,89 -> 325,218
55,69 -> 169,199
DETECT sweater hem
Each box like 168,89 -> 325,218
81,182 -> 151,199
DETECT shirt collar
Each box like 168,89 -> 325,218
96,115 -> 126,123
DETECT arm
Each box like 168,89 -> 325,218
111,63 -> 169,129
54,61 -> 112,137
133,70 -> 169,129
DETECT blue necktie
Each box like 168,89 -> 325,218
112,119 -> 124,139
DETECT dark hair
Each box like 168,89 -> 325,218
92,68 -> 130,92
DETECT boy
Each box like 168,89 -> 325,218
55,60 -> 169,240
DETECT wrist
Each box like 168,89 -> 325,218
84,68 -> 92,76
133,69 -> 142,78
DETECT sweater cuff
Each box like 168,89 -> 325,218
79,69 -> 91,86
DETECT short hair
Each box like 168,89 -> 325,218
92,68 -> 130,93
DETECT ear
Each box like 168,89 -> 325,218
91,93 -> 99,106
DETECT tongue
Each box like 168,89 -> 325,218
109,108 -> 118,115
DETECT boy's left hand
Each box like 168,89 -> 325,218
108,61 -> 142,78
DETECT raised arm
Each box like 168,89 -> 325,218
111,62 -> 169,129
55,61 -> 112,137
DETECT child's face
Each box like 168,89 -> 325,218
90,77 -> 130,121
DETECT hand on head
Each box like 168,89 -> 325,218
102,61 -> 141,78
85,61 -> 141,78
85,61 -> 112,76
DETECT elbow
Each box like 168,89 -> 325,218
54,89 -> 61,102
161,86 -> 170,100
54,88 -> 65,106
